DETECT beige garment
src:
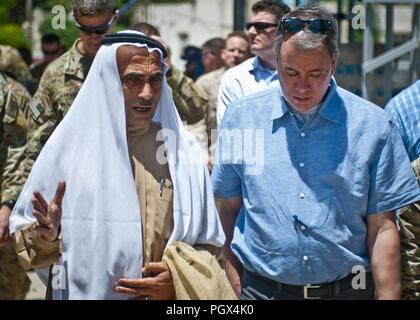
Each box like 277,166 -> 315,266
195,67 -> 225,161
14,122 -> 174,269
163,241 -> 236,300
127,122 -> 174,264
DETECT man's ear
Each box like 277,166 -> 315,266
331,51 -> 339,75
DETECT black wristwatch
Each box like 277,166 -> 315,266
1,200 -> 16,210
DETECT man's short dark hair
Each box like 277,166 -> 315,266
131,22 -> 161,37
226,32 -> 250,44
202,37 -> 226,55
252,0 -> 291,21
41,33 -> 60,45
72,0 -> 115,17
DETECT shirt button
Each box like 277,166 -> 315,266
300,225 -> 306,231
303,256 -> 309,261
299,162 -> 305,168
300,132 -> 306,138
300,193 -> 305,199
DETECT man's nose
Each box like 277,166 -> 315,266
138,82 -> 153,100
295,77 -> 310,92
248,26 -> 257,36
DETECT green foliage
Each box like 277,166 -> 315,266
0,23 -> 30,48
0,0 -> 19,23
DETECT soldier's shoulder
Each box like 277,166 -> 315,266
45,51 -> 71,73
5,75 -> 31,100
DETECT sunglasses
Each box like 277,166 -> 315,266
73,14 -> 116,35
279,18 -> 333,35
245,22 -> 278,31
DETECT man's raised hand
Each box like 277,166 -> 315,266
32,180 -> 66,242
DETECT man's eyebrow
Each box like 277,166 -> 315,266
123,72 -> 145,78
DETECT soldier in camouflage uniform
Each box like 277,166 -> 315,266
399,157 -> 420,300
0,45 -> 33,84
0,71 -> 31,299
0,0 -> 119,198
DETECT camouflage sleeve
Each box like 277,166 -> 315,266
0,46 -> 33,83
14,222 -> 61,270
1,71 -> 58,203
0,78 -> 32,202
167,66 -> 207,125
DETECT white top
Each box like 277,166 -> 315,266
217,56 -> 280,127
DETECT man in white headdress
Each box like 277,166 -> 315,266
8,31 -> 231,300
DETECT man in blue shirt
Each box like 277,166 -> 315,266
212,3 -> 420,300
216,0 -> 290,127
385,80 -> 420,299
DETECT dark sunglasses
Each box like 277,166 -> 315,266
73,14 -> 116,35
279,18 -> 333,35
245,22 -> 278,31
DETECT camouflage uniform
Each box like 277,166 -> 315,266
1,40 -> 208,204
167,66 -> 207,125
0,72 -> 31,299
0,45 -> 32,83
1,39 -> 90,204
399,157 -> 420,300
196,67 -> 225,161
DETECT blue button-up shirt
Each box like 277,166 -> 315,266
217,56 -> 279,127
385,80 -> 420,161
212,81 -> 420,285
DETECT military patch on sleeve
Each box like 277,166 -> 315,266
29,98 -> 44,120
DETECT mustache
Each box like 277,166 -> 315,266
135,98 -> 153,107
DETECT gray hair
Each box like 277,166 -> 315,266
273,2 -> 338,60
72,0 -> 115,16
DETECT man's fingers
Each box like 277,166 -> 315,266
33,192 -> 48,213
53,181 -> 66,208
142,262 -> 169,277
32,197 -> 48,217
114,285 -> 152,297
33,210 -> 51,227
118,278 -> 153,287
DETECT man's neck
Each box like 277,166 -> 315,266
257,51 -> 277,70
77,41 -> 94,59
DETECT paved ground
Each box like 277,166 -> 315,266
25,271 -> 46,300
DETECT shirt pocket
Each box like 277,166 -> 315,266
154,178 -> 174,238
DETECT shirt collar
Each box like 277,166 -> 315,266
270,90 -> 288,121
317,80 -> 343,124
271,79 -> 342,124
248,56 -> 276,72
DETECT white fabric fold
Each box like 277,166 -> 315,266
9,30 -> 225,300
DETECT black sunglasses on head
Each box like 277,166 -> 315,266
279,18 -> 333,35
73,14 -> 116,35
245,22 -> 278,31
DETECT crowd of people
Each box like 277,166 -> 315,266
0,0 -> 419,300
